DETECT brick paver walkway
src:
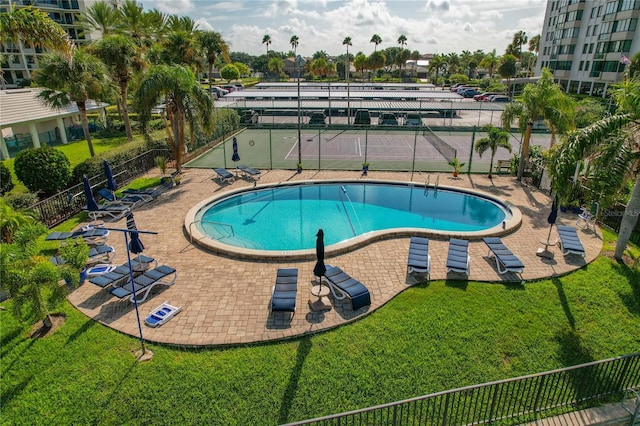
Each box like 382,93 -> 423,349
67,169 -> 602,346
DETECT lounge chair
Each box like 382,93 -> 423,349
482,237 -> 525,275
322,265 -> 371,311
145,301 -> 182,327
576,201 -> 599,232
86,264 -> 117,277
83,203 -> 130,221
446,238 -> 470,276
50,244 -> 115,267
97,188 -> 149,208
557,225 -> 586,257
269,268 -> 298,318
88,255 -> 157,289
45,227 -> 109,246
213,168 -> 235,184
237,165 -> 261,181
407,237 -> 431,279
109,264 -> 177,303
122,180 -> 173,199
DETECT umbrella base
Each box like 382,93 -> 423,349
309,297 -> 332,312
536,248 -> 555,259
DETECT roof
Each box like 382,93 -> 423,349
0,88 -> 109,127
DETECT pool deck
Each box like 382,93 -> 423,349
67,169 -> 603,347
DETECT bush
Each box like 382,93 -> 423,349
3,192 -> 39,215
0,161 -> 14,195
14,147 -> 71,196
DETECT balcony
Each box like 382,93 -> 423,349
593,53 -> 605,59
590,71 -> 601,78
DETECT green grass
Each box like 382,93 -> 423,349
1,230 -> 639,425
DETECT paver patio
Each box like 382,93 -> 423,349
67,169 -> 603,346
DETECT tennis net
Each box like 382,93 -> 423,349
423,127 -> 457,163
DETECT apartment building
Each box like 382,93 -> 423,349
536,0 -> 640,97
0,0 -> 114,88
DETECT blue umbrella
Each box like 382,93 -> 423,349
103,160 -> 117,192
313,229 -> 326,279
231,137 -> 240,163
545,196 -> 559,243
83,176 -> 99,221
126,212 -> 145,256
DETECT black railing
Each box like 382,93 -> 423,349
285,352 -> 640,426
600,203 -> 640,246
30,149 -> 170,227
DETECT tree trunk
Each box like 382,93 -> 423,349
517,122 -> 533,181
77,102 -> 95,157
43,314 -> 53,329
614,174 -> 640,260
120,81 -> 133,141
489,151 -> 495,179
172,107 -> 185,173
208,62 -> 214,92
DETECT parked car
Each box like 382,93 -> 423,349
456,86 -> 471,95
240,109 -> 259,124
404,112 -> 422,126
379,112 -> 398,126
222,84 -> 237,93
461,88 -> 481,98
473,92 -> 498,101
354,109 -> 372,125
489,95 -> 512,102
209,86 -> 229,98
450,83 -> 466,92
308,111 -> 327,125
233,83 -> 244,91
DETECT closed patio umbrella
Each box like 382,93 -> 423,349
313,229 -> 326,280
126,212 -> 145,261
83,175 -> 99,222
103,160 -> 117,192
231,136 -> 240,163
537,197 -> 558,259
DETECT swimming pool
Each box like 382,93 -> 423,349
186,180 -> 520,260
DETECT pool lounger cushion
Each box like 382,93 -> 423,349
407,237 -> 431,276
213,168 -> 235,184
45,227 -> 109,245
323,265 -> 371,311
270,268 -> 298,318
482,237 -> 524,274
237,165 -> 261,180
109,265 -> 177,303
446,238 -> 470,276
86,264 -> 117,277
557,225 -> 586,257
88,256 -> 157,289
145,301 -> 182,327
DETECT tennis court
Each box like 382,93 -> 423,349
185,128 -> 552,173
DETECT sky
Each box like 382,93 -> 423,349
141,0 -> 547,58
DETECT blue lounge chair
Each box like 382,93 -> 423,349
109,264 -> 177,303
270,268 -> 298,318
322,265 -> 371,311
145,301 -> 182,327
482,237 -> 525,275
213,168 -> 235,184
557,225 -> 586,257
122,180 -> 173,199
237,165 -> 261,181
87,244 -> 116,265
407,237 -> 431,279
88,255 -> 157,289
45,227 -> 109,246
97,188 -> 149,209
446,238 -> 470,276
83,203 -> 130,221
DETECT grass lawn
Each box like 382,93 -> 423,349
1,229 -> 639,425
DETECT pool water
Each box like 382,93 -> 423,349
196,183 -> 508,251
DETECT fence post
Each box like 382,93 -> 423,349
269,128 -> 273,170
318,127 -> 321,171
467,126 -> 476,174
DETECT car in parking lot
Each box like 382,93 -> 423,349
450,83 -> 466,92
461,88 -> 481,98
354,109 -> 372,125
232,83 -> 244,91
489,95 -> 512,102
222,84 -> 238,93
308,111 -> 327,125
404,112 -> 422,126
240,109 -> 259,124
473,92 -> 498,101
379,112 -> 398,126
209,86 -> 229,98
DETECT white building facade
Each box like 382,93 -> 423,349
536,0 -> 640,97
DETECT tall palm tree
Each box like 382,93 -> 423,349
354,53 -> 367,80
548,77 -> 640,260
528,34 -> 541,75
368,51 -> 385,81
512,30 -> 528,60
474,125 -> 513,179
501,68 -> 575,181
396,34 -> 408,79
268,56 -> 284,76
79,1 -> 122,37
34,49 -> 110,157
290,35 -> 299,78
342,36 -> 352,81
480,49 -> 499,78
117,0 -> 155,49
262,34 -> 271,56
199,31 -> 230,92
370,34 -> 382,52
135,64 -> 213,172
428,53 -> 445,84
90,34 -> 140,141
397,34 -> 407,49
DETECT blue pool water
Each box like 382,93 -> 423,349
196,183 -> 507,251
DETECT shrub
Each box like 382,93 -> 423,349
14,147 -> 71,196
4,192 -> 40,215
0,161 -> 14,195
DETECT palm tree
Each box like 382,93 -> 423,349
480,49 -> 499,78
268,56 -> 284,77
512,30 -> 528,60
368,51 -> 385,81
397,34 -> 407,49
34,48 -> 110,157
528,34 -> 541,75
501,68 -> 575,181
79,1 -> 122,37
262,34 -> 271,56
90,34 -> 139,141
135,64 -> 213,172
342,36 -> 352,81
428,53 -> 445,85
370,34 -> 382,52
199,31 -> 230,91
117,0 -> 154,48
474,125 -> 513,179
548,77 -> 640,260
354,53 -> 367,80
290,35 -> 299,78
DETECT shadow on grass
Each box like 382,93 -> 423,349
552,277 -> 575,330
278,337 -> 312,425
1,338 -> 35,377
611,260 -> 640,316
445,279 -> 468,291
0,376 -> 33,409
99,358 -> 140,416
66,319 -> 96,344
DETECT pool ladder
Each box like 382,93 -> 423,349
425,175 -> 439,192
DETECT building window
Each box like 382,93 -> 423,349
586,25 -> 591,36
597,5 -> 603,16
579,61 -> 584,71
593,24 -> 598,35
591,6 -> 596,18
619,0 -> 640,11
585,61 -> 590,71
605,1 -> 618,15
583,43 -> 589,53
589,43 -> 594,53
